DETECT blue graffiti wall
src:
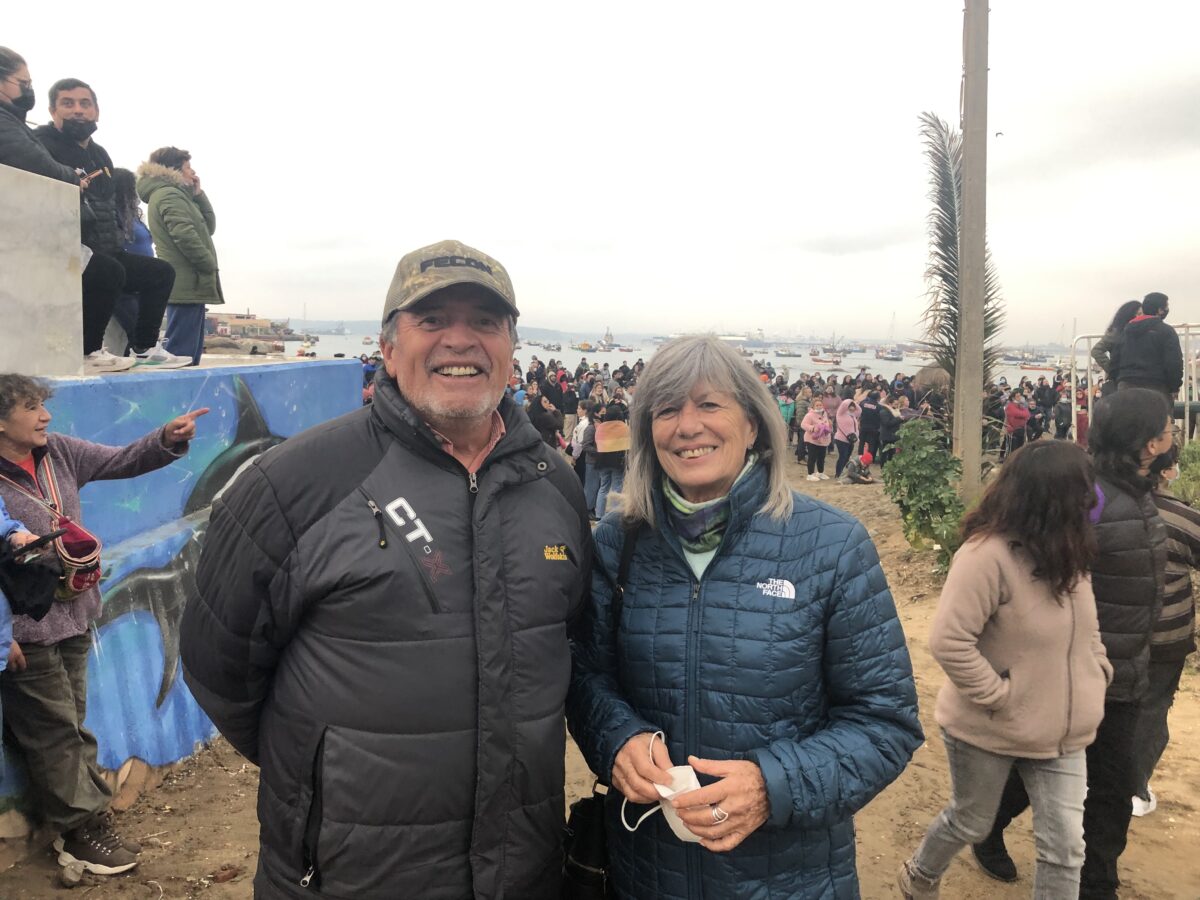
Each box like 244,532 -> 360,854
1,361 -> 360,802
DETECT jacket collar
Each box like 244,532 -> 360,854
370,371 -> 541,470
652,457 -> 771,548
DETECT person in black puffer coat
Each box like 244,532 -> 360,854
527,393 -> 565,448
35,78 -> 179,368
859,390 -> 882,459
1117,292 -> 1183,401
975,388 -> 1172,900
0,48 -> 80,185
181,241 -> 591,900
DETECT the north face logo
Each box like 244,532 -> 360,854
756,578 -> 796,599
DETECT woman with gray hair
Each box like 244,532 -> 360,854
566,335 -> 922,899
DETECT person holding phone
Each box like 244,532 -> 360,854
136,146 -> 225,365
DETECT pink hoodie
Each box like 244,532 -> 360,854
835,399 -> 860,443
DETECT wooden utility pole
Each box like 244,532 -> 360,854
954,0 -> 989,503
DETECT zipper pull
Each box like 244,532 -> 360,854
300,866 -> 315,888
366,499 -> 387,548
468,472 -> 479,494
691,583 -> 700,602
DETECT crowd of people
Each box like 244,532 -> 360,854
0,46 -> 223,372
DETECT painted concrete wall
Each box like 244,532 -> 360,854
0,361 -> 361,830
0,164 -> 83,376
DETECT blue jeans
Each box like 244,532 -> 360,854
165,304 -> 207,365
584,461 -> 600,515
596,468 -> 624,518
912,731 -> 1087,899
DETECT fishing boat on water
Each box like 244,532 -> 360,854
810,355 -> 843,366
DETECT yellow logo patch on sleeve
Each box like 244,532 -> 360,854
544,544 -> 569,561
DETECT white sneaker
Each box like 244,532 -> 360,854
806,474 -> 820,481
1132,788 -> 1157,817
84,348 -> 136,373
133,343 -> 191,369
818,473 -> 830,480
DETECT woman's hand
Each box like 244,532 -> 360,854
162,408 -> 210,446
8,641 -> 26,672
669,756 -> 769,852
612,733 -> 674,804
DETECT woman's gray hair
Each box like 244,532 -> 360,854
621,335 -> 793,526
0,374 -> 52,422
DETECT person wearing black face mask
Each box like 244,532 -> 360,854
35,77 -> 186,372
0,47 -> 81,185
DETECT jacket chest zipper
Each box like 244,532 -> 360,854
684,578 -> 703,896
365,498 -> 387,548
468,471 -> 479,494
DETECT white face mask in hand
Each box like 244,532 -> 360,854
620,732 -> 705,843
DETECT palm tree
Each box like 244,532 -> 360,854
917,111 -> 1005,390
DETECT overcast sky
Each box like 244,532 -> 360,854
10,2 -> 1199,344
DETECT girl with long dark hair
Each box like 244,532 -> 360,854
900,440 -> 1111,899
1091,299 -> 1141,396
973,387 -> 1172,899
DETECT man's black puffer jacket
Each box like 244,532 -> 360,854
1092,473 -> 1167,703
1118,315 -> 1183,394
34,123 -> 122,254
181,375 -> 591,899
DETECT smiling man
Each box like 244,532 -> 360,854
181,240 -> 592,899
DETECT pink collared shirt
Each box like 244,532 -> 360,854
429,411 -> 506,474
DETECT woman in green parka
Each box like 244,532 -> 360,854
136,147 -> 223,365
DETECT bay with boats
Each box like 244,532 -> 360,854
201,312 -> 1079,385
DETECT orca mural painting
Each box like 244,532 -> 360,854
0,361 -> 359,814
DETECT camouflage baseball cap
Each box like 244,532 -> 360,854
382,239 -> 517,325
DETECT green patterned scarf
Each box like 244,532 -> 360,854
662,454 -> 758,553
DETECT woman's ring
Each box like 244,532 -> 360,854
712,805 -> 729,824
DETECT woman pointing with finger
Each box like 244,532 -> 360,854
567,336 -> 922,899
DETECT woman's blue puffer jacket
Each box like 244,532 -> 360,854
567,465 -> 923,899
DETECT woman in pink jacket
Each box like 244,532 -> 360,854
833,398 -> 861,479
899,440 -> 1111,900
800,402 -> 833,481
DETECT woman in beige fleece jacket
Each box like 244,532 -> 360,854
900,441 -> 1112,900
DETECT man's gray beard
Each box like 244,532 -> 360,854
396,380 -> 504,424
421,393 -> 502,420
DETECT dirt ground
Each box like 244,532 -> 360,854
1,456 -> 1196,898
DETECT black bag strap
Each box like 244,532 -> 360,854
610,520 -> 642,630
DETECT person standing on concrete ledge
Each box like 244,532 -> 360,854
182,240 -> 591,899
0,374 -> 205,877
34,78 -> 189,373
137,147 -> 224,367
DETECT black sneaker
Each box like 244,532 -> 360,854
57,818 -> 139,875
55,811 -> 141,856
971,834 -> 1018,882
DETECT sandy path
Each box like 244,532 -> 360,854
0,457 -> 1195,898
